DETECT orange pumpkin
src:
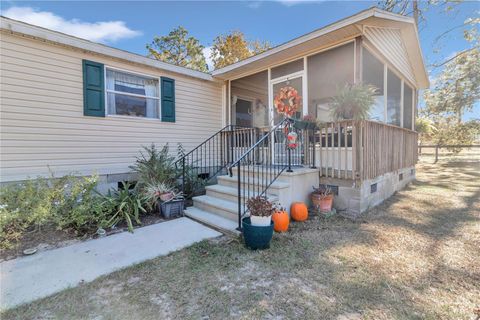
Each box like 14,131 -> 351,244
290,202 -> 308,222
272,209 -> 289,232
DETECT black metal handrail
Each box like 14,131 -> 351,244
228,118 -> 314,230
175,124 -> 257,201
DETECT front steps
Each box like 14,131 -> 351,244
184,166 -> 289,235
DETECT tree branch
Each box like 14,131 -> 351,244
430,47 -> 477,68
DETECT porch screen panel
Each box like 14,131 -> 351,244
387,69 -> 401,126
231,70 -> 268,128
362,48 -> 385,122
403,84 -> 413,129
271,59 -> 303,79
307,42 -> 354,121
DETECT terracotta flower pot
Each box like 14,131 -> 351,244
311,193 -> 322,208
319,194 -> 334,213
159,192 -> 174,202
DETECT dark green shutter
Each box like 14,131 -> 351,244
83,60 -> 105,117
161,77 -> 175,122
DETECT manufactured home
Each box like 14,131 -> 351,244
0,8 -> 428,232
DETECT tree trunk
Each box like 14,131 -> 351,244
413,0 -> 419,26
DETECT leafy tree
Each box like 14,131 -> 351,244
147,26 -> 208,72
382,1 -> 479,149
419,115 -> 480,151
424,48 -> 480,124
211,31 -> 271,69
415,117 -> 437,144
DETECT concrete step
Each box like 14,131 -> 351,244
230,165 -> 310,182
192,195 -> 240,221
205,184 -> 278,203
184,207 -> 240,236
217,175 -> 289,195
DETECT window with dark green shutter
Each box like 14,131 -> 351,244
83,60 -> 105,117
161,77 -> 175,122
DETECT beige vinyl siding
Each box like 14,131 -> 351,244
0,32 -> 223,182
363,26 -> 416,87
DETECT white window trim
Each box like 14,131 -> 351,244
363,45 -> 416,129
228,39 -> 355,82
104,66 -> 161,119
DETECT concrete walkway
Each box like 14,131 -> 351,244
0,217 -> 221,310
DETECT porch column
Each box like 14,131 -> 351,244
354,36 -> 363,84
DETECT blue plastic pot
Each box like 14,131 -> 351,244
242,217 -> 274,250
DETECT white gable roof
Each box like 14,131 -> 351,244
363,25 -> 416,86
212,8 -> 429,89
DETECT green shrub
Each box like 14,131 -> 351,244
100,182 -> 146,232
0,174 -> 107,249
51,175 -> 107,233
130,144 -> 177,187
1,177 -> 54,248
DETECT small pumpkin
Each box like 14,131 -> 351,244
290,202 -> 308,222
272,209 -> 289,232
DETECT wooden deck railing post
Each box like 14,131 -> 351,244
315,119 -> 418,182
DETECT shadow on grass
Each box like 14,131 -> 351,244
3,160 -> 479,320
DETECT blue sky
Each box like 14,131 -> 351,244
1,0 -> 478,119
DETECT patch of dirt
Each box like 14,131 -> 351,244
0,213 -> 170,262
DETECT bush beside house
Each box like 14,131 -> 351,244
0,143 -> 187,250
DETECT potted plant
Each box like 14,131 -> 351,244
329,83 -> 377,120
143,182 -> 184,218
311,185 -> 334,213
303,114 -> 318,129
144,182 -> 175,206
242,196 -> 275,250
159,191 -> 184,219
247,195 -> 274,226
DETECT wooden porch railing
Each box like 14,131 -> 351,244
316,120 -> 418,181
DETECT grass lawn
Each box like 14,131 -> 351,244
3,159 -> 479,320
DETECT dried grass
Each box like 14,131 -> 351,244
3,159 -> 479,320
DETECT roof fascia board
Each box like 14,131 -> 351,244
212,8 -> 376,76
0,16 -> 214,82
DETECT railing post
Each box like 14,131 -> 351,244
182,157 -> 186,209
230,127 -> 234,165
311,127 -> 317,169
237,162 -> 242,231
287,147 -> 293,172
435,145 -> 439,163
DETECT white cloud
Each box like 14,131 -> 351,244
3,6 -> 141,43
277,0 -> 324,7
202,46 -> 215,71
247,2 -> 262,9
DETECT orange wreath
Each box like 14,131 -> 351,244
274,86 -> 302,118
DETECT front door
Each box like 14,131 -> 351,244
270,75 -> 305,164
270,75 -> 304,125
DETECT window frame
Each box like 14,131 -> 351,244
361,44 -> 417,130
104,66 -> 161,120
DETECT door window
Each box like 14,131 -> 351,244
272,77 -> 303,124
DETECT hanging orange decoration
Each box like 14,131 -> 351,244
274,86 -> 301,118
